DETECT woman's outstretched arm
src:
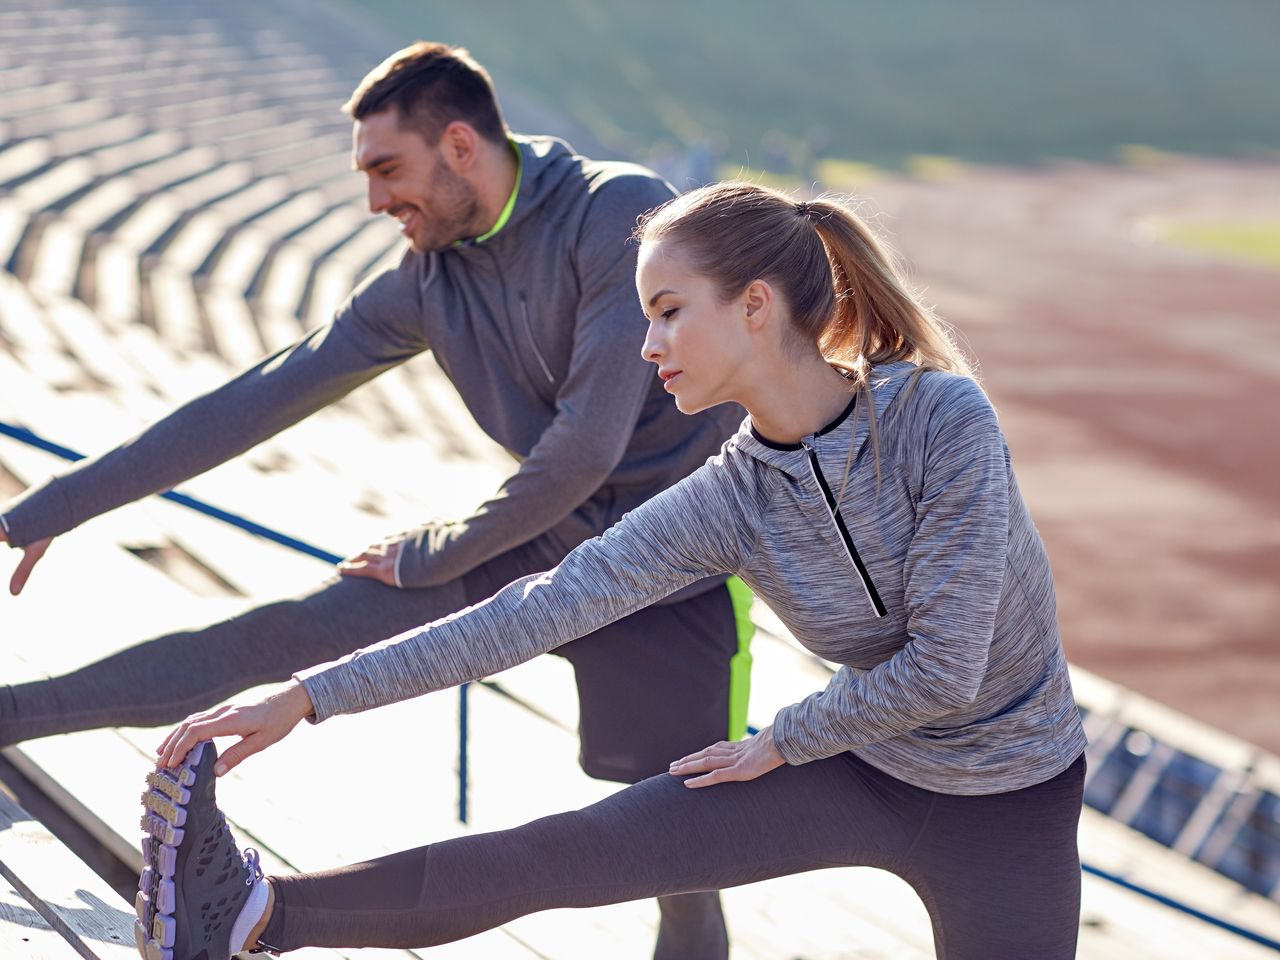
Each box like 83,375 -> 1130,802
157,455 -> 753,773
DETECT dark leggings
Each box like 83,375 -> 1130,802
0,538 -> 734,770
262,753 -> 1085,960
0,540 -> 737,959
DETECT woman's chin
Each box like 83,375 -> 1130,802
671,393 -> 703,415
671,389 -> 735,416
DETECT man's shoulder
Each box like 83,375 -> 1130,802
572,159 -> 675,242
528,136 -> 673,204
515,134 -> 674,230
579,156 -> 676,205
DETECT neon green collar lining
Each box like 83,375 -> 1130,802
470,139 -> 522,245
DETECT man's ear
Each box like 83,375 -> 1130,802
440,121 -> 480,171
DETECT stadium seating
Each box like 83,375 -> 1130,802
1,0 -> 1278,956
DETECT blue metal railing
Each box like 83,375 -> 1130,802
2,419 -> 1278,954
0,419 -> 475,825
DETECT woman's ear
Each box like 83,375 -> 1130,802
742,279 -> 773,332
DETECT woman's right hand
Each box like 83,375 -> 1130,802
156,680 -> 316,776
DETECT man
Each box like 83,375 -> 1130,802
0,42 -> 750,959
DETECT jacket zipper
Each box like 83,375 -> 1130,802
802,440 -> 887,618
519,296 -> 556,384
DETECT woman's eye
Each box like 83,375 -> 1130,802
661,307 -> 679,320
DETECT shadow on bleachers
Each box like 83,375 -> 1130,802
2,1 -> 1280,957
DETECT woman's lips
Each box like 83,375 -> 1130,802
662,371 -> 682,391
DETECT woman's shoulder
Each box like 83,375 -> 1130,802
900,367 -> 994,422
883,367 -> 1001,458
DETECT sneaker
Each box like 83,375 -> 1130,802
135,740 -> 265,960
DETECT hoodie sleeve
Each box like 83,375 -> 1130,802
296,454 -> 750,721
770,378 -> 1011,764
0,256 -> 429,547
395,172 -> 675,588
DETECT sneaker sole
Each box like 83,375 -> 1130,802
135,741 -> 206,960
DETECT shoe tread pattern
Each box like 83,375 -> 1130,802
134,741 -> 252,960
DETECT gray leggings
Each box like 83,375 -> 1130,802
261,753 -> 1086,960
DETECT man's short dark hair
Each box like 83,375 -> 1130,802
343,41 -> 507,145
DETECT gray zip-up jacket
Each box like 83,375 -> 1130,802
1,136 -> 741,586
298,362 -> 1088,795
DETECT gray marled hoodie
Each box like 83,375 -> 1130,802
1,136 -> 742,587
299,362 -> 1088,795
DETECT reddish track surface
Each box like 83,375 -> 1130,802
858,158 -> 1280,753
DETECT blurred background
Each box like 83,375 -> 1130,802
1,1 -> 1278,956
350,0 -> 1280,182
347,0 -> 1280,753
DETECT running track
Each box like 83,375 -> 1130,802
859,157 -> 1280,752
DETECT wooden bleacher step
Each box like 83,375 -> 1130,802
0,786 -> 136,960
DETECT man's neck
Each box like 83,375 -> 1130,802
473,138 -> 520,237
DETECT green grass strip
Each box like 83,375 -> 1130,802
1158,221 -> 1280,270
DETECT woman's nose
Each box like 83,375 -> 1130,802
641,325 -> 662,363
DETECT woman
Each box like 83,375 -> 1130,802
138,182 -> 1087,960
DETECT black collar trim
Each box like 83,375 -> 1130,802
750,392 -> 857,451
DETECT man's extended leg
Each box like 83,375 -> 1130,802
0,572 -> 469,746
653,891 -> 727,960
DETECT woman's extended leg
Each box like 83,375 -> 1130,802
259,753 -> 926,951
257,753 -> 1084,957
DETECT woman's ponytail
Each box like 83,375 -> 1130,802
804,200 -> 972,384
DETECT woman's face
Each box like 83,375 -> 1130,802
636,241 -> 756,415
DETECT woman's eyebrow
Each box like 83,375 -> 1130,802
647,288 -> 678,307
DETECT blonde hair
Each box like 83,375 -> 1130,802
637,181 -> 975,497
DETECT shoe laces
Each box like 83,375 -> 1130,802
242,847 -> 263,886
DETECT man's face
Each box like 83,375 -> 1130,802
353,109 -> 481,252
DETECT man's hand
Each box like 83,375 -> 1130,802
156,681 -> 316,776
338,538 -> 402,587
668,725 -> 786,788
0,522 -> 52,596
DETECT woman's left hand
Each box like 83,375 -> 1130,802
668,725 -> 786,788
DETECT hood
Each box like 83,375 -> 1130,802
733,361 -> 924,479
482,133 -> 579,240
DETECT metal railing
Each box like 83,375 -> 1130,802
2,418 -> 1278,954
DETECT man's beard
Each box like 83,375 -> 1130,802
411,159 -> 482,252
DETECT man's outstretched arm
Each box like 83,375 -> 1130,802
0,513 -> 48,595
0,258 -> 429,589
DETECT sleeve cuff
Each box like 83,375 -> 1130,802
769,706 -> 810,766
293,667 -> 338,725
